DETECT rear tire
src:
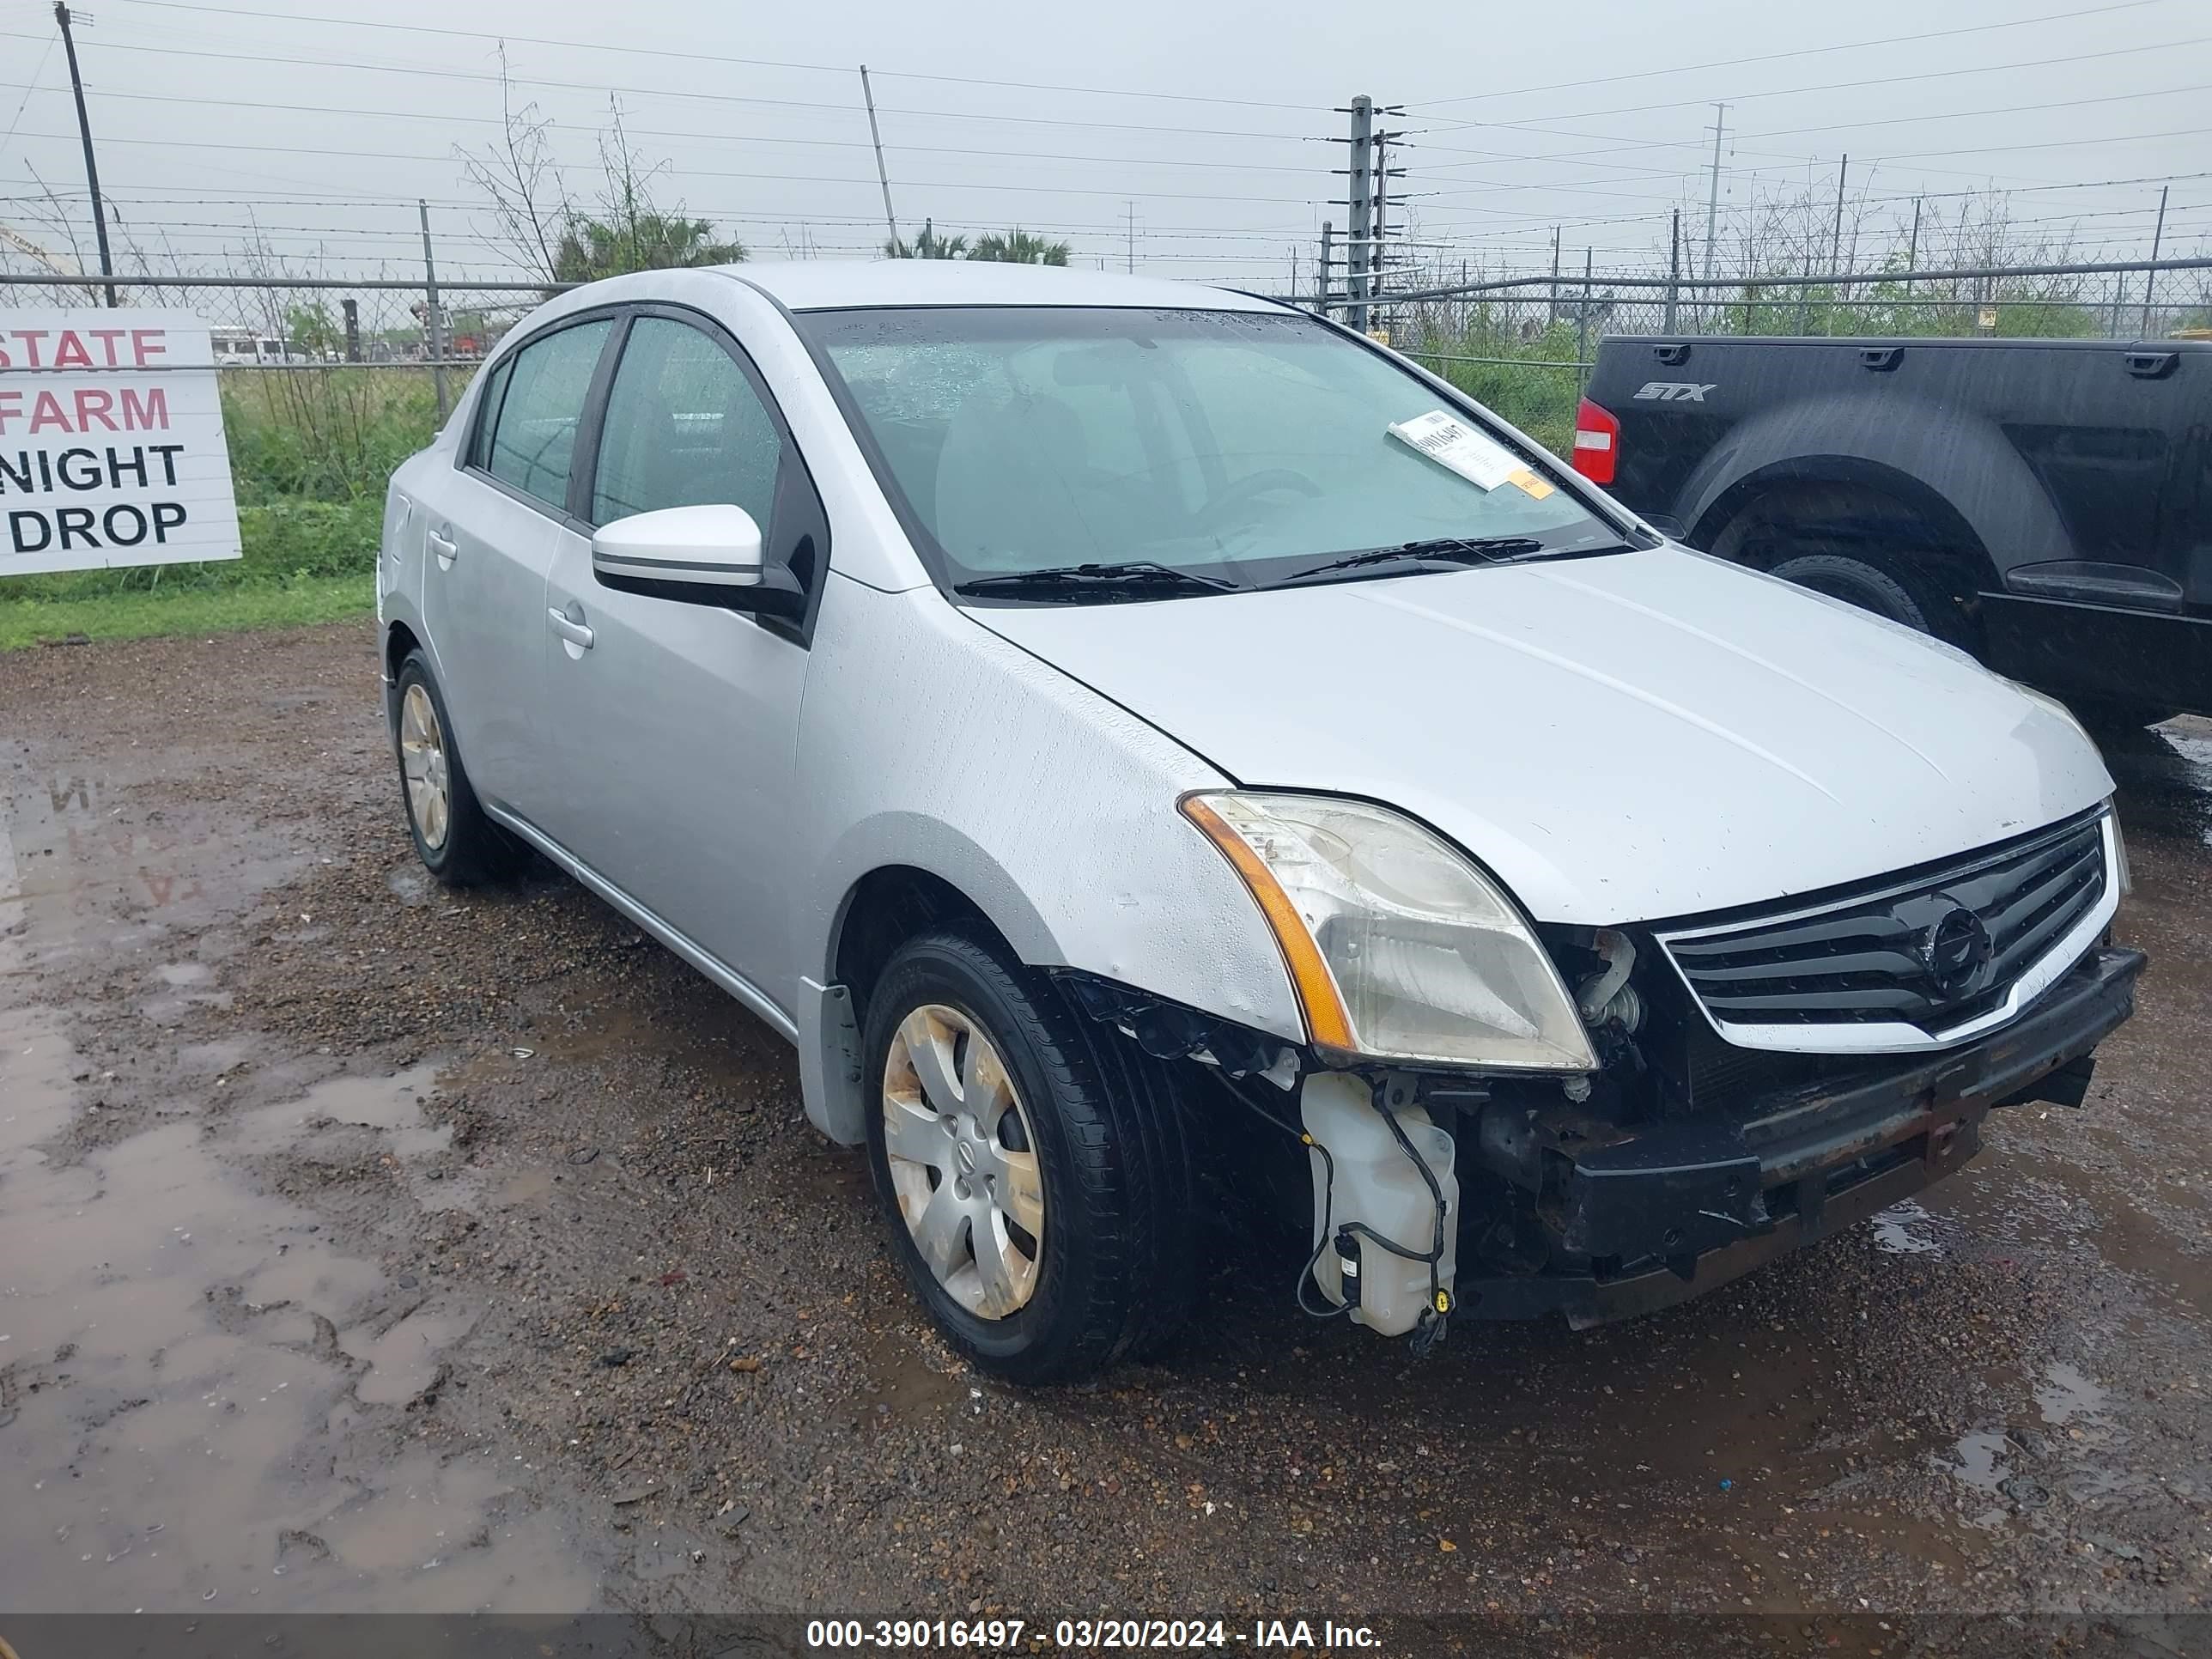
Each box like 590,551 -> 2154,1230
1767,550 -> 1965,643
392,649 -> 520,886
2072,698 -> 2177,738
1710,484 -> 1980,650
860,929 -> 1194,1384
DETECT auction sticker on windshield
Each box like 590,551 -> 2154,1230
0,308 -> 242,576
1388,409 -> 1555,500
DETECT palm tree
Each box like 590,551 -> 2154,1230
553,211 -> 745,282
967,228 -> 1071,266
885,219 -> 968,259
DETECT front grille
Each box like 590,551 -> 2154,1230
1662,813 -> 2106,1032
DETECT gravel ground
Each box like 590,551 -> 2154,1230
2,622 -> 2209,1651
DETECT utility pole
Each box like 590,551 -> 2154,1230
1124,201 -> 1135,274
1665,209 -> 1681,333
1904,196 -> 1922,307
1548,226 -> 1561,326
1319,221 -> 1335,314
1346,95 -> 1374,332
1577,247 -> 1594,394
418,199 -> 447,421
2141,184 -> 2170,337
860,66 -> 899,255
54,2 -> 115,307
1701,102 -> 1727,281
1830,155 -> 1849,278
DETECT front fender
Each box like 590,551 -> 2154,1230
790,576 -> 1304,1142
1680,390 -> 2069,578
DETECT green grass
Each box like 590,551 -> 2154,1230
0,572 -> 374,652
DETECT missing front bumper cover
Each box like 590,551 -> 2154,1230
1481,944 -> 2142,1324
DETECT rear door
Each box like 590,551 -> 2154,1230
418,315 -> 616,816
535,307 -> 818,1007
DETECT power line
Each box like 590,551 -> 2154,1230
94,0 -> 1327,113
8,188 -> 1322,240
0,81 -> 1330,175
1408,0 -> 2163,108
3,125 -> 1336,206
1411,33 -> 2212,134
0,30 -> 52,153
1409,81 -> 2212,179
1865,122 -> 2212,163
0,31 -> 1327,143
1741,81 -> 2212,146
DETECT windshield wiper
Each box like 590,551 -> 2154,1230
953,561 -> 1238,600
1279,536 -> 1551,586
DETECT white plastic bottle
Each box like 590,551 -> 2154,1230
1301,1072 -> 1459,1336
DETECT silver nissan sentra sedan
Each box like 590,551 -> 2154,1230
378,261 -> 2139,1382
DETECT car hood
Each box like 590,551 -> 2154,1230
967,546 -> 2114,925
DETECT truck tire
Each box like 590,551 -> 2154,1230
1766,550 -> 1967,646
861,928 -> 1195,1384
2072,698 -> 2176,737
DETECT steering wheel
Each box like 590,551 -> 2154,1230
1192,468 -> 1322,533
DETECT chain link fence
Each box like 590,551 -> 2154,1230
1327,254 -> 2212,456
0,273 -> 582,513
7,254 -> 2210,480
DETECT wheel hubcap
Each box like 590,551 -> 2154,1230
882,1004 -> 1044,1320
398,683 -> 452,852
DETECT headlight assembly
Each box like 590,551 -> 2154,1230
1182,792 -> 1596,1072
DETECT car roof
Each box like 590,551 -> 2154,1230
710,259 -> 1287,314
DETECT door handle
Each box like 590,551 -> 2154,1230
428,528 -> 459,567
548,605 -> 595,650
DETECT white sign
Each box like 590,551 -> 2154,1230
1386,409 -> 1555,500
0,308 -> 242,576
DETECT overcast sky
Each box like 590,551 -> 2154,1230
0,0 -> 2204,295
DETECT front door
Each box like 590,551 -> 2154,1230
536,312 -> 811,1012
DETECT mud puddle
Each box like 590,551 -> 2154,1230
0,775 -> 601,1613
0,1011 -> 599,1612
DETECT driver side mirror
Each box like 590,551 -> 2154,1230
592,503 -> 769,598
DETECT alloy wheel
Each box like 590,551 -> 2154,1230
398,683 -> 453,852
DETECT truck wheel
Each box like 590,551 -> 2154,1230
1767,550 -> 1966,645
392,650 -> 520,885
861,930 -> 1194,1384
2073,698 -> 2176,738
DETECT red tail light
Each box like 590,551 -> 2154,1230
1571,397 -> 1619,485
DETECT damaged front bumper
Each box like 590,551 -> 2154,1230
1466,945 -> 2144,1325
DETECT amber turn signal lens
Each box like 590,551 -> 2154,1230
1180,794 -> 1356,1050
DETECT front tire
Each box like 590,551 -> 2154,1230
392,649 -> 519,886
861,930 -> 1194,1384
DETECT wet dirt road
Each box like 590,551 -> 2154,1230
2,623 -> 2209,1641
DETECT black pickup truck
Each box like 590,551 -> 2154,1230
1573,335 -> 2212,727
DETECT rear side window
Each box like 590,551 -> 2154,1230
483,319 -> 613,510
591,316 -> 781,529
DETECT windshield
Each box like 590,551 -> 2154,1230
799,306 -> 1626,597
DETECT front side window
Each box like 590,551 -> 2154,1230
800,306 -> 1624,597
592,316 -> 782,529
483,319 -> 613,511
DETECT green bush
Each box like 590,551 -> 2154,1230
222,368 -> 447,504
1396,319 -> 1588,458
